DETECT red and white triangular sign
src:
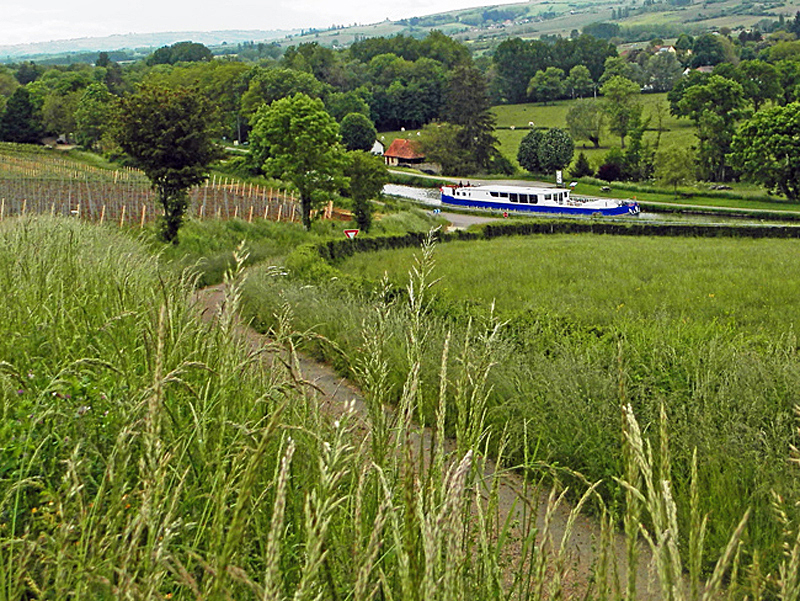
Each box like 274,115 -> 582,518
344,229 -> 359,239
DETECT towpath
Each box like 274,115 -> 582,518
195,282 -> 664,599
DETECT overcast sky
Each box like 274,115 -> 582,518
0,0 -> 517,45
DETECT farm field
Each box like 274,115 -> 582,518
241,231 -> 800,572
0,143 -> 301,225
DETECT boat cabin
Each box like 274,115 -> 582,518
450,186 -> 570,205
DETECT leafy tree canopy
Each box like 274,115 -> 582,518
600,75 -> 642,147
0,87 -> 41,143
340,112 -> 377,151
538,128 -> 575,173
517,129 -> 545,173
116,84 -> 222,243
344,150 -> 387,232
147,41 -> 212,66
566,98 -> 604,148
731,103 -> 800,201
241,67 -> 328,118
527,67 -> 565,104
250,93 -> 347,229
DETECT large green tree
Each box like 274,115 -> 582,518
517,129 -> 545,173
600,76 -> 642,148
0,87 -> 41,143
538,128 -> 575,174
116,85 -> 221,243
677,75 -> 744,181
493,38 -> 551,103
736,60 -> 781,112
443,65 -> 499,172
241,67 -> 328,118
565,65 -> 594,99
340,112 -> 377,152
250,93 -> 347,229
527,67 -> 565,104
731,103 -> 800,201
74,83 -> 115,150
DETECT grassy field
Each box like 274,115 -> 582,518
239,231 -> 800,575
491,93 -> 697,171
338,234 -> 800,333
8,211 -> 800,596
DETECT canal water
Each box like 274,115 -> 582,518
383,184 -> 797,226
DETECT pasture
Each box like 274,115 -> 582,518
383,93 -> 697,174
491,92 -> 697,170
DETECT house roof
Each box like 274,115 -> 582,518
384,138 -> 425,160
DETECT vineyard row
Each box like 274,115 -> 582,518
0,176 -> 306,226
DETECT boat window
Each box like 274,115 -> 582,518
530,194 -> 538,204
490,191 -> 498,198
564,192 -> 570,201
558,193 -> 563,203
500,192 -> 508,198
545,194 -> 551,201
519,194 -> 528,204
510,193 -> 518,203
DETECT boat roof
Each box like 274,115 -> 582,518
447,184 -> 571,194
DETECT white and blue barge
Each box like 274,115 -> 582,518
440,184 -> 640,217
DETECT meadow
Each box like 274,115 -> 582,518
8,210 -> 800,597
491,92 -> 696,171
241,230 -> 800,574
4,214 -> 759,600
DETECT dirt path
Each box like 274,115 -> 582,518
195,283 -> 661,599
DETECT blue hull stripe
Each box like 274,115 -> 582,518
441,194 -> 638,217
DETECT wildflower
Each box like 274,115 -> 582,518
16,389 -> 23,395
76,405 -> 91,416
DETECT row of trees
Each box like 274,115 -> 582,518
114,84 -> 387,243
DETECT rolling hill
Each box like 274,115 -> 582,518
2,0 -> 798,64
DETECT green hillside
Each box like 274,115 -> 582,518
285,0 -> 800,53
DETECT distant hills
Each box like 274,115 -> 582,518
2,0 -> 799,64
0,30 -> 295,61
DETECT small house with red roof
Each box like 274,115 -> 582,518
383,138 -> 425,167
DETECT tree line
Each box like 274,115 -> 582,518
3,20 -> 800,241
